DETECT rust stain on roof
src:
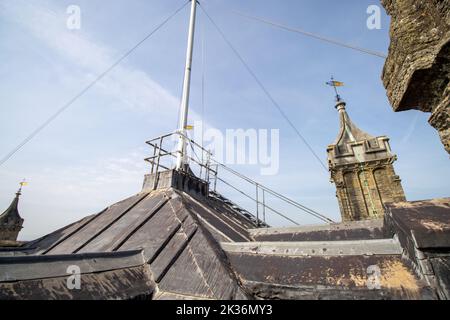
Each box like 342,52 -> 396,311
380,260 -> 419,292
420,220 -> 450,231
348,271 -> 367,287
388,198 -> 450,209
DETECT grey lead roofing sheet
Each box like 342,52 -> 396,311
8,189 -> 251,299
118,196 -> 189,261
34,189 -> 256,258
44,193 -> 147,255
25,214 -> 97,255
386,198 -> 450,249
149,214 -> 198,282
77,193 -> 167,253
224,251 -> 434,299
157,229 -> 243,300
0,250 -> 146,282
184,197 -> 252,242
0,250 -> 155,300
0,265 -> 154,300
1,188 -> 443,300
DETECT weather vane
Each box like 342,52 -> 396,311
326,76 -> 345,102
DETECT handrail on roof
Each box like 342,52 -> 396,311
145,132 -> 335,227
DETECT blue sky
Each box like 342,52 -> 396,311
0,0 -> 448,240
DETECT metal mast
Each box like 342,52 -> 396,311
176,0 -> 197,171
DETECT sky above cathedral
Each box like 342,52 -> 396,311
1,0 -> 449,240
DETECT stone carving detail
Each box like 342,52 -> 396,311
381,0 -> 450,153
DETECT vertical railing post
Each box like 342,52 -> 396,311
150,143 -> 157,174
153,137 -> 164,190
262,189 -> 266,225
206,152 -> 211,187
213,165 -> 218,193
199,149 -> 203,180
256,184 -> 260,227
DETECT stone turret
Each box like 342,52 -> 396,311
0,188 -> 25,242
327,99 -> 406,221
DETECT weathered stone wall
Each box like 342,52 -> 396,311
332,162 -> 406,222
381,0 -> 450,153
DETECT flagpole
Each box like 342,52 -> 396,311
176,0 -> 197,171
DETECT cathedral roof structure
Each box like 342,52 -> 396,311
0,170 -> 448,300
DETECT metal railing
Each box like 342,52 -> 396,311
145,132 -> 216,182
145,132 -> 335,227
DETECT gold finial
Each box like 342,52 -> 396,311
17,179 -> 28,195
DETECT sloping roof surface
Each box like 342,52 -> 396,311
221,239 -> 435,300
0,185 -> 445,300
0,250 -> 154,300
3,188 -> 254,300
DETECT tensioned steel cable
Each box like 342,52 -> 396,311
211,158 -> 334,223
183,136 -> 333,223
215,175 -> 302,225
0,1 -> 190,168
232,10 -> 387,59
200,4 -> 329,172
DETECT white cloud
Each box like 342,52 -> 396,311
0,0 -> 342,240
0,148 -> 150,240
0,0 -> 190,239
0,0 -> 179,114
